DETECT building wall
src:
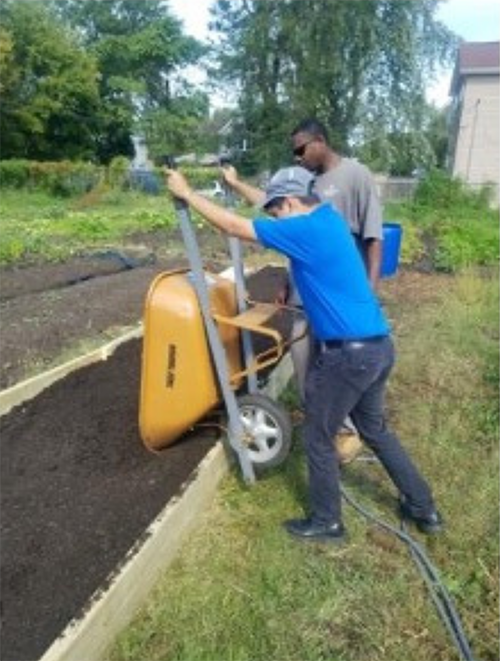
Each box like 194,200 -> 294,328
452,75 -> 499,192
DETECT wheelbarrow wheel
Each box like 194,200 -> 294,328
236,393 -> 292,472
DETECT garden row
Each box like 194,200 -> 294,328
1,163 -> 498,273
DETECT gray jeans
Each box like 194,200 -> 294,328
303,336 -> 435,524
290,316 -> 357,434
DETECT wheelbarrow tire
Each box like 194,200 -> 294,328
236,393 -> 292,473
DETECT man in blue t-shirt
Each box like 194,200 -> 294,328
166,165 -> 443,543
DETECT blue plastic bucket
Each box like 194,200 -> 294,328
381,223 -> 403,278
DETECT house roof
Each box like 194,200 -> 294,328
449,41 -> 500,96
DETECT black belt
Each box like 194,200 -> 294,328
318,335 -> 388,350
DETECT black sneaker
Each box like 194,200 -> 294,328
283,518 -> 346,543
399,502 -> 444,534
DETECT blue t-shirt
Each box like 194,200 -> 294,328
253,203 -> 390,340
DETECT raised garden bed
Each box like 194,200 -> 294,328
0,339 -> 219,660
0,264 -> 289,661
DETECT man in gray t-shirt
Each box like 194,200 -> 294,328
287,119 -> 383,459
287,118 -> 383,383
292,118 -> 383,288
315,159 -> 382,265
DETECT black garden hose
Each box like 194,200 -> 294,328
341,483 -> 478,661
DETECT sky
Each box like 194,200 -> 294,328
168,0 -> 500,107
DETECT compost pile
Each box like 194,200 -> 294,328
0,246 -> 287,661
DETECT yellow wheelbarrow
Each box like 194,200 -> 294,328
139,157 -> 296,483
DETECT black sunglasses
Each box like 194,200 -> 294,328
293,139 -> 316,157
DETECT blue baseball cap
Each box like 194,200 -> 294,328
262,166 -> 316,209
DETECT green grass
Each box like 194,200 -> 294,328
1,172 -> 498,272
107,269 -> 499,661
0,188 -> 256,265
0,189 -> 178,264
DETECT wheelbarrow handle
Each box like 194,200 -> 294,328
161,154 -> 187,210
218,156 -> 236,207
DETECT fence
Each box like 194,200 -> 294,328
374,176 -> 418,205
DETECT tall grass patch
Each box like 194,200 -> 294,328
107,269 -> 499,661
384,170 -> 499,272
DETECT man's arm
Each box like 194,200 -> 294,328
357,164 -> 383,289
166,169 -> 257,242
221,165 -> 265,206
365,238 -> 382,289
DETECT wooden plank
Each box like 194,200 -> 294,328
39,443 -> 231,661
39,354 -> 293,661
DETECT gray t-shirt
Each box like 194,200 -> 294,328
313,157 -> 383,240
287,158 -> 382,306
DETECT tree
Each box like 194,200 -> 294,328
0,1 -> 100,160
139,89 -> 211,160
351,102 -> 450,175
194,107 -> 236,155
51,0 -> 208,162
208,0 -> 458,172
0,27 -> 18,98
208,1 -> 293,170
425,103 -> 450,169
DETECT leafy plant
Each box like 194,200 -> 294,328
412,168 -> 494,212
386,170 -> 499,272
434,222 -> 500,272
0,159 -> 30,188
0,188 -> 178,264
0,159 -> 102,196
396,219 -> 425,265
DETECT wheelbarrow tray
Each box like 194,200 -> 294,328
139,268 -> 241,450
139,268 -> 285,451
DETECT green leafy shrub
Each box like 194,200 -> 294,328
28,161 -> 99,196
0,159 -> 31,188
397,219 -> 425,265
0,160 -> 102,196
69,217 -> 112,240
413,168 -> 494,212
434,219 -> 500,271
391,170 -> 499,272
0,160 -> 220,196
0,226 -> 48,264
0,235 -> 26,263
108,156 -> 131,190
182,166 -> 220,189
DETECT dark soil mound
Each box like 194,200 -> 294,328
0,259 -> 288,661
0,339 -> 218,661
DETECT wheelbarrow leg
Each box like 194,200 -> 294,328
221,171 -> 259,395
227,236 -> 258,394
